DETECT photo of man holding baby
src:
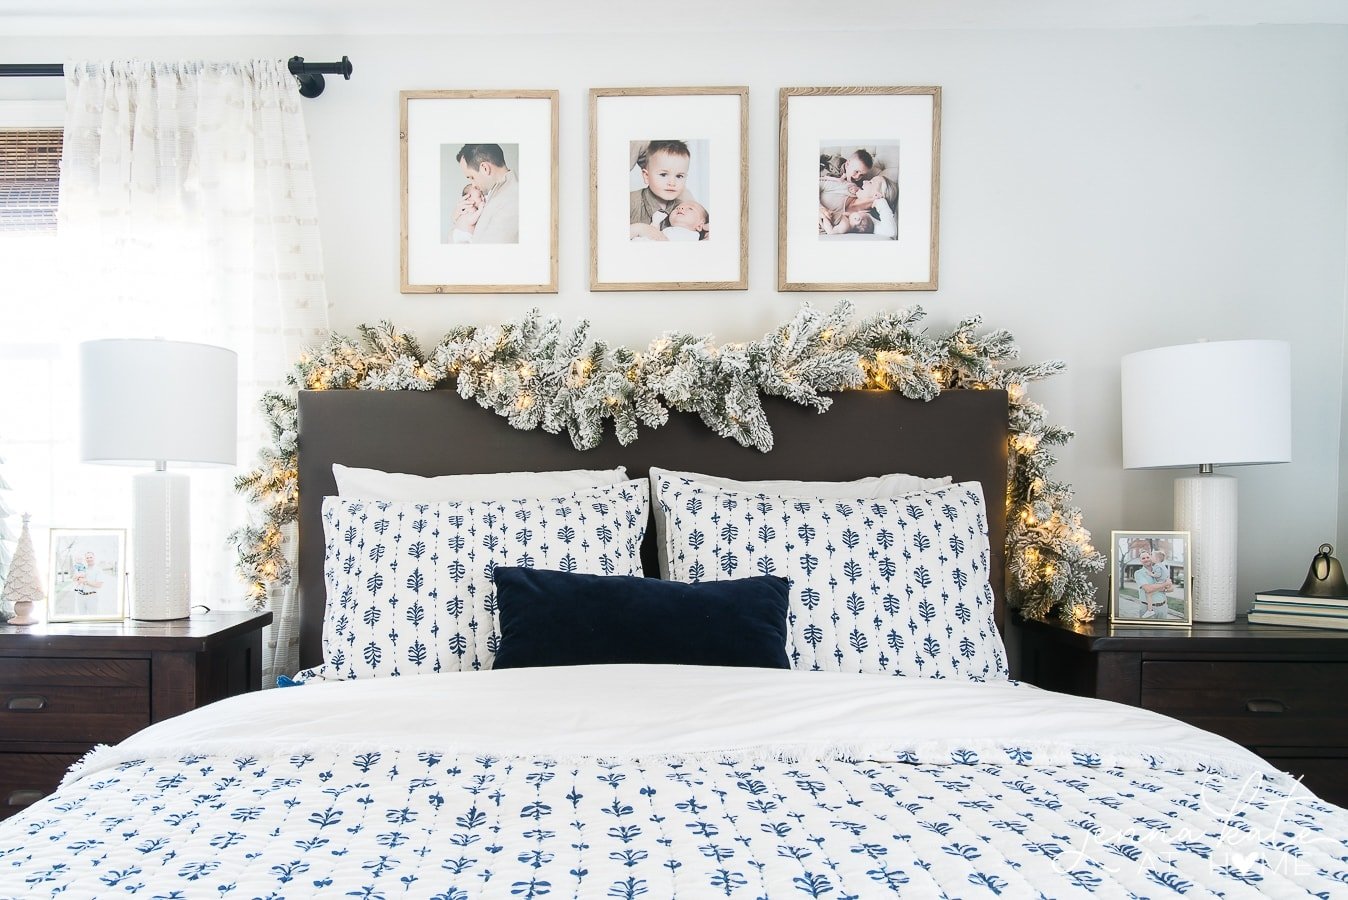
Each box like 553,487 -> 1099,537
627,139 -> 711,242
440,142 -> 520,244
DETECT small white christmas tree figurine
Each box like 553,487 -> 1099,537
1,514 -> 43,626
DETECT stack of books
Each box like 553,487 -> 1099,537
1248,588 -> 1348,630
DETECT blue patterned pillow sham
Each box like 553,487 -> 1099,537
647,467 -> 951,579
655,475 -> 1008,681
493,567 -> 791,670
297,481 -> 649,681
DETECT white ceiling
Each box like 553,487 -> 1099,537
2,0 -> 1347,36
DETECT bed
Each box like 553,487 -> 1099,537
2,389 -> 1346,898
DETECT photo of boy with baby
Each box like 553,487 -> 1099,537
627,139 -> 711,242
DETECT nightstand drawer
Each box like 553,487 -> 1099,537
0,657 -> 151,744
0,752 -> 84,820
1141,660 -> 1348,747
1260,751 -> 1348,806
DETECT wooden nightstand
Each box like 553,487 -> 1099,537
0,610 -> 271,820
1018,615 -> 1348,807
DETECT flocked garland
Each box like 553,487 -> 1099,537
231,302 -> 1105,621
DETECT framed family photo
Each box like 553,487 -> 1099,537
590,86 -> 748,291
47,528 -> 126,622
400,89 -> 558,294
1109,530 -> 1193,626
778,86 -> 941,292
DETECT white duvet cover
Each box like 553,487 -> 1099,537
2,665 -> 1345,898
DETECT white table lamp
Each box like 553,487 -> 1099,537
1121,340 -> 1291,622
79,339 -> 238,620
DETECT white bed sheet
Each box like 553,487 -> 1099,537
102,664 -> 1270,775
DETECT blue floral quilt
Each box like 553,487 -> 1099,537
1,666 -> 1344,899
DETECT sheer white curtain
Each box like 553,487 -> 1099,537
59,59 -> 330,683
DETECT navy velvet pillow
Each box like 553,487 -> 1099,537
492,567 -> 791,670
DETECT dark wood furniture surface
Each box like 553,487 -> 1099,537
0,610 -> 271,820
1018,615 -> 1348,807
296,389 -> 1010,669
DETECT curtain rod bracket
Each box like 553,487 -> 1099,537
287,56 -> 352,99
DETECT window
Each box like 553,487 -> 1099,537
1,102 -> 128,591
0,126 -> 61,232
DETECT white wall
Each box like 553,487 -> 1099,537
4,24 -> 1347,608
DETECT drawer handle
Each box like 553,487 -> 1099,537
6,695 -> 48,712
1246,698 -> 1286,714
6,789 -> 45,807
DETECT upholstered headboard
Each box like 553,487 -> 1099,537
296,389 -> 1009,669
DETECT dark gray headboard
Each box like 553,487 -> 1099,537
296,389 -> 1009,669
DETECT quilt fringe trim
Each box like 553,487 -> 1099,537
62,736 -> 1305,797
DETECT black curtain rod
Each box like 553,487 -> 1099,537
0,56 -> 352,98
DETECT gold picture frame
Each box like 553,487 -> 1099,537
778,86 -> 941,292
46,528 -> 127,622
400,89 -> 559,294
590,86 -> 748,291
1109,530 -> 1194,626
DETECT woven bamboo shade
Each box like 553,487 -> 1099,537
0,129 -> 62,233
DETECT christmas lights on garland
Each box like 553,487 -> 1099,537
231,301 -> 1105,621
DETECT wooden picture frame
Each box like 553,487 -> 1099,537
1109,530 -> 1194,626
46,528 -> 127,622
590,86 -> 748,291
778,86 -> 941,292
400,89 -> 558,294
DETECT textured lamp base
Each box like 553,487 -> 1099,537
1174,472 -> 1238,623
132,470 -> 191,620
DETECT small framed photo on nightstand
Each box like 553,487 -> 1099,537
47,529 -> 127,622
1110,530 -> 1192,625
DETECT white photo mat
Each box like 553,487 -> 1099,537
591,88 -> 747,291
401,90 -> 558,294
779,87 -> 940,292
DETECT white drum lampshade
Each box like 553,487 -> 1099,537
80,339 -> 238,620
1121,340 -> 1290,622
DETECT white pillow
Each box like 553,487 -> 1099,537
297,480 -> 649,682
655,473 -> 1006,682
648,467 -> 951,578
333,463 -> 628,501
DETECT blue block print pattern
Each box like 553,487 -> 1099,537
657,477 -> 1007,681
299,482 -> 649,681
4,743 -> 1345,897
